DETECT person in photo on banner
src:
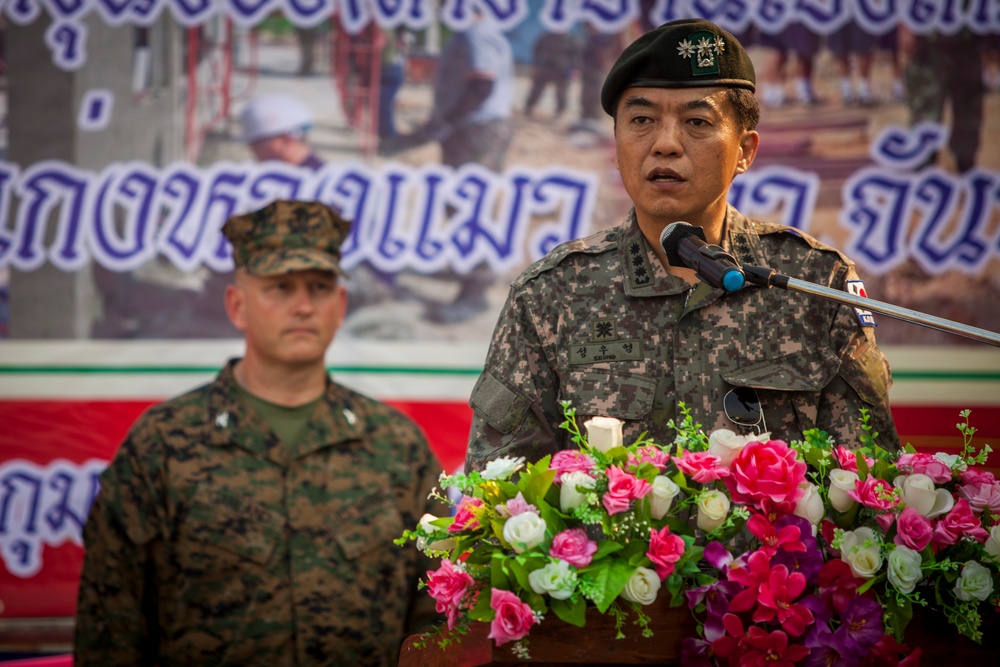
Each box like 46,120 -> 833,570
465,18 -> 900,472
74,201 -> 442,666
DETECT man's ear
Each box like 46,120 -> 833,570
734,130 -> 760,176
224,283 -> 247,332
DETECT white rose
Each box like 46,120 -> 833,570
528,560 -> 577,600
893,473 -> 948,517
584,416 -> 624,453
984,525 -> 1000,562
840,527 -> 883,579
793,482 -> 826,525
560,471 -> 597,513
828,469 -> 860,513
416,513 -> 457,552
954,561 -> 994,601
650,476 -> 681,520
620,566 -> 661,605
887,545 -> 924,594
707,429 -> 749,467
502,511 -> 547,553
696,490 -> 731,533
481,456 -> 526,481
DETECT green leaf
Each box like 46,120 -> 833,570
551,596 -> 587,627
468,585 -> 495,622
520,467 -> 557,506
884,595 -> 913,641
491,553 -> 511,590
592,540 -> 624,560
583,558 -> 636,614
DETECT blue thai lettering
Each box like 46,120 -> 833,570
127,0 -> 166,25
45,21 -> 87,70
11,161 -> 91,272
284,0 -> 334,28
689,0 -> 753,33
412,167 -> 449,266
755,0 -> 796,33
0,163 -> 20,264
902,0 -> 962,34
166,0 -> 217,27
736,166 -> 819,230
795,0 -> 849,35
224,0 -> 280,28
853,0 -> 898,36
539,0 -> 572,32
338,0 -> 373,33
40,0 -> 86,20
870,122 -> 947,171
200,164 -> 248,271
580,0 -> 636,32
371,168 -> 411,270
157,164 -> 204,271
0,459 -> 108,579
5,0 -> 42,25
323,164 -> 375,264
93,0 -> 143,27
911,170 -> 999,273
527,168 -> 595,260
90,162 -> 160,271
967,0 -> 1000,33
840,167 -> 911,272
648,0 -> 686,26
245,162 -> 312,207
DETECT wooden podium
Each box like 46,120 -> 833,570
398,597 -> 696,667
398,596 -> 1000,667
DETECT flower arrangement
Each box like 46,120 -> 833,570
396,404 -> 998,666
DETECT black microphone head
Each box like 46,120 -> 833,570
659,222 -> 706,266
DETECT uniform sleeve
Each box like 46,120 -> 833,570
74,424 -> 164,666
465,286 -> 562,472
818,264 -> 901,452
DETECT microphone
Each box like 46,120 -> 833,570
658,222 -> 746,293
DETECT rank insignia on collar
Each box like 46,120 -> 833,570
215,411 -> 229,428
677,30 -> 725,75
846,280 -> 877,328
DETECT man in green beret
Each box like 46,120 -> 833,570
465,19 -> 899,472
74,200 -> 442,666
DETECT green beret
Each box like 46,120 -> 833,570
601,18 -> 756,116
222,200 -> 351,276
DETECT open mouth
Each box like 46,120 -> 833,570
647,168 -> 683,183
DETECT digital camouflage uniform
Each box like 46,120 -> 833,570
466,207 -> 899,471
74,362 -> 442,666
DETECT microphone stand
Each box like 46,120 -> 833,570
741,265 -> 1000,348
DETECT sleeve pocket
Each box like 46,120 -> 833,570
838,344 -> 891,406
470,371 -> 532,435
720,348 -> 842,392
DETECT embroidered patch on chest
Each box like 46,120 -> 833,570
569,340 -> 644,365
592,318 -> 617,341
846,280 -> 877,327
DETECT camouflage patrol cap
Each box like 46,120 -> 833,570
601,18 -> 756,116
222,200 -> 351,276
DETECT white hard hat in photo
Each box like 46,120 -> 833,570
240,93 -> 315,142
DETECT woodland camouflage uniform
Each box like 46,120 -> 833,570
466,207 -> 899,471
74,361 -> 440,666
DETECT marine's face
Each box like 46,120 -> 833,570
226,269 -> 346,369
613,86 -> 758,233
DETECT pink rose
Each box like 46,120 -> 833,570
894,507 -> 934,552
488,588 -> 536,646
426,559 -> 475,630
549,528 -> 599,568
933,499 -> 989,546
647,525 -> 686,580
628,445 -> 671,472
602,465 -> 652,515
725,440 -> 807,512
449,496 -> 484,533
833,446 -> 875,473
676,451 -> 730,483
496,491 -> 537,518
960,469 -> 996,487
958,482 -> 1000,514
897,453 -> 953,484
551,450 -> 597,483
848,477 -> 901,512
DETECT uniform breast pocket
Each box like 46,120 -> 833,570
330,491 -> 405,561
560,370 -> 657,421
179,485 -> 286,569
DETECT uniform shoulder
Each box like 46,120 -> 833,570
753,219 -> 855,267
126,381 -> 217,437
512,227 -> 619,289
331,382 -> 428,440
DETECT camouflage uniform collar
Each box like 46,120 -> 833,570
722,205 -> 770,268
205,359 -> 367,465
618,209 -> 689,297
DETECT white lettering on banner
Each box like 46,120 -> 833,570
0,459 -> 107,579
729,165 -> 820,230
9,0 -> 1000,45
0,159 -> 599,276
841,123 -> 1000,275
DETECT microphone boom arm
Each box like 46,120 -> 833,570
742,265 -> 1000,348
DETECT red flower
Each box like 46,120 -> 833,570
753,563 -> 814,637
449,496 -> 484,533
818,559 -> 862,614
748,514 -> 806,557
933,498 -> 988,546
725,440 -> 806,512
727,550 -> 773,614
742,626 -> 811,667
676,451 -> 730,483
647,525 -> 686,580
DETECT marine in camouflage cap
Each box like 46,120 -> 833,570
222,199 -> 351,276
601,18 -> 756,116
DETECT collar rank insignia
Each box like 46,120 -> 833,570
215,411 -> 229,429
677,30 -> 725,76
